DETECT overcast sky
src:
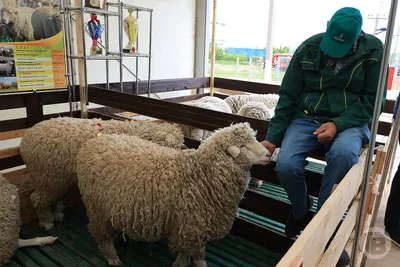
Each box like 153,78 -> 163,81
213,0 -> 397,52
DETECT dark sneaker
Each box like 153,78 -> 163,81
385,227 -> 400,247
285,196 -> 314,238
336,250 -> 351,267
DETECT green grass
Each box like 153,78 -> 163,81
208,60 -> 286,84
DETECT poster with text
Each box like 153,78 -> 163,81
0,0 -> 66,93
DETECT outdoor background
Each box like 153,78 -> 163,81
207,0 -> 400,92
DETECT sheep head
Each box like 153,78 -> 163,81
1,6 -> 18,25
198,122 -> 271,167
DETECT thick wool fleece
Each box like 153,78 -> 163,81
178,98 -> 232,141
20,117 -> 185,226
224,94 -> 279,114
196,96 -> 232,113
76,123 -> 257,265
237,101 -> 275,121
0,173 -> 20,266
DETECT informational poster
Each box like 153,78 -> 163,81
0,0 -> 66,93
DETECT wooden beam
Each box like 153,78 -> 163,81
0,155 -> 24,171
0,118 -> 27,132
164,93 -> 210,103
41,87 -> 80,105
289,257 -> 304,267
88,87 -> 270,134
24,93 -> 44,127
0,88 -> 80,110
90,77 -> 210,95
74,0 -> 88,118
0,147 -> 20,159
0,129 -> 26,141
377,121 -> 392,136
214,77 -> 280,94
276,149 -> 368,267
317,195 -> 360,267
383,99 -> 395,114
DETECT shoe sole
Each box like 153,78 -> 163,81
384,231 -> 400,247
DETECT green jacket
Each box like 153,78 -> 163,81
266,32 -> 387,147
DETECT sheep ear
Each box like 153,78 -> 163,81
227,145 -> 241,158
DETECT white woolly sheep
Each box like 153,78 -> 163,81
0,173 -> 58,266
0,81 -> 13,89
178,96 -> 233,141
76,122 -> 271,267
24,0 -> 57,8
195,96 -> 232,113
234,101 -> 280,162
31,6 -> 62,40
1,6 -> 35,41
237,101 -> 275,121
0,0 -> 18,8
20,117 -> 185,231
224,93 -> 279,114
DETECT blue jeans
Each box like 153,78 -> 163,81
275,119 -> 370,219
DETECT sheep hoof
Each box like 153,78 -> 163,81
39,236 -> 58,246
193,260 -> 208,267
107,258 -> 122,266
39,221 -> 54,231
53,212 -> 64,222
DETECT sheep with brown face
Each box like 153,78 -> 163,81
76,122 -> 271,267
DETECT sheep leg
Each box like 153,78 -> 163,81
30,190 -> 56,231
172,252 -> 190,267
192,246 -> 208,267
52,201 -> 65,222
18,236 -> 58,248
87,217 -> 121,266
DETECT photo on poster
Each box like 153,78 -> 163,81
0,0 -> 62,42
0,59 -> 15,77
0,44 -> 14,59
0,0 -> 66,93
0,76 -> 17,92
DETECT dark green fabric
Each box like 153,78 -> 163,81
266,32 -> 387,147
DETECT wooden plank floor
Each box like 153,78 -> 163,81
8,204 -> 283,267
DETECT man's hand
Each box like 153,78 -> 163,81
261,140 -> 276,155
313,122 -> 338,144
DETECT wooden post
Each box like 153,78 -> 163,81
24,93 -> 44,127
74,0 -> 88,118
209,0 -> 217,96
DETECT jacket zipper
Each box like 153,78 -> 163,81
304,93 -> 310,104
343,58 -> 378,109
314,75 -> 324,114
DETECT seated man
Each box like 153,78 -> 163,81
384,92 -> 400,247
261,7 -> 387,267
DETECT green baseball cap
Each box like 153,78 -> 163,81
320,7 -> 363,58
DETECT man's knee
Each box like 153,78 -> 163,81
326,142 -> 359,166
276,153 -> 306,182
